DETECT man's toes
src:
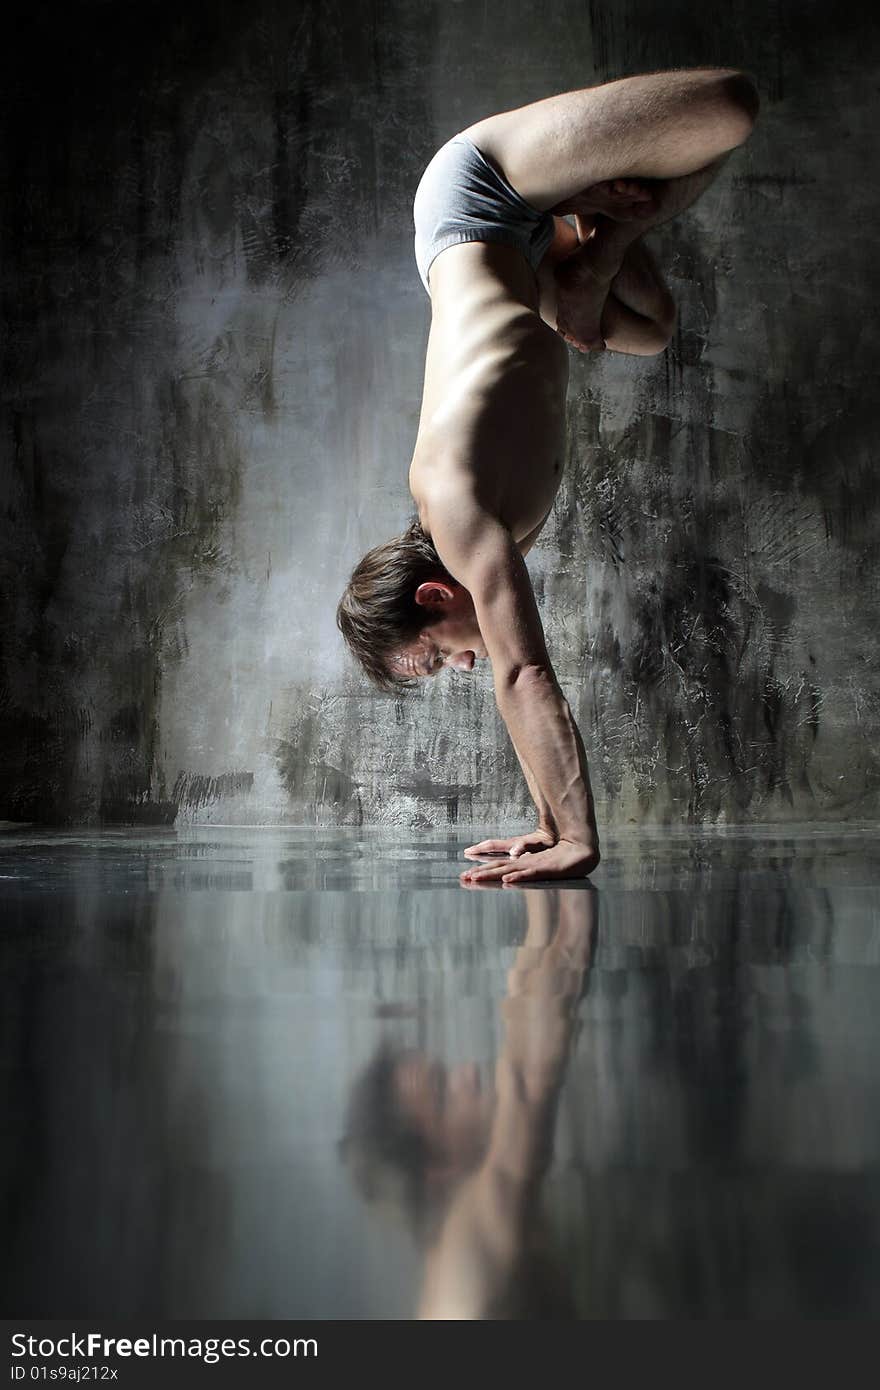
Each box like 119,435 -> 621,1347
611,178 -> 653,201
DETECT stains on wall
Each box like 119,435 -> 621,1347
0,1 -> 259,824
171,770 -> 255,812
0,0 -> 877,826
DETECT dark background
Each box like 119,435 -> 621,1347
2,0 -> 878,828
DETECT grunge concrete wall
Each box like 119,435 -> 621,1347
1,0 -> 878,827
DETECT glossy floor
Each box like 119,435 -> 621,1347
2,824 -> 879,1318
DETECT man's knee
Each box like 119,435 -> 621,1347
633,300 -> 677,356
721,72 -> 760,138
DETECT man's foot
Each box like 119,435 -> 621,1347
554,215 -> 634,352
555,259 -> 607,351
556,177 -> 657,223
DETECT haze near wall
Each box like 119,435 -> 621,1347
1,0 -> 877,827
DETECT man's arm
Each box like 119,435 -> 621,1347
462,528 -> 559,863
509,731 -> 557,836
428,490 -> 599,882
464,735 -> 559,863
508,516 -> 559,832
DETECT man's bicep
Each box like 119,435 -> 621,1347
473,545 -> 554,683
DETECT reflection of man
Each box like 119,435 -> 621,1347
337,69 -> 759,884
340,888 -> 597,1318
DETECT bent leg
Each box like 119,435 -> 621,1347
550,152 -> 732,354
601,238 -> 677,355
463,68 -> 758,211
544,230 -> 676,356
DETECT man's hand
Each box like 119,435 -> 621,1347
464,827 -> 557,861
460,837 -> 600,886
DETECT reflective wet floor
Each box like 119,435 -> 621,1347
2,824 -> 880,1318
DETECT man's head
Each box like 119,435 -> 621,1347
336,519 -> 487,692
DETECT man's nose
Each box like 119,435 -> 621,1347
446,651 -> 474,672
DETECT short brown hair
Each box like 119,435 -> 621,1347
338,1044 -> 457,1247
336,519 -> 455,692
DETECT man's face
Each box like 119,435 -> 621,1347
385,580 -> 488,680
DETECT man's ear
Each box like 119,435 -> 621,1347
414,580 -> 455,607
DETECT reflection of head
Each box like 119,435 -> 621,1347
338,1044 -> 489,1245
336,520 -> 454,693
339,1043 -> 580,1317
339,1045 -> 430,1237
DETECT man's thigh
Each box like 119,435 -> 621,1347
462,69 -> 751,211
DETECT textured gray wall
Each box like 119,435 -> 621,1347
1,0 -> 878,827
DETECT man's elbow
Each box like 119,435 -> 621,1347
497,661 -> 557,693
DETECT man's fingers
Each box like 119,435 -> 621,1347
465,833 -> 553,859
464,839 -> 510,856
461,859 -> 517,882
501,865 -> 549,884
501,859 -> 555,883
461,840 -> 597,886
461,853 -> 551,885
461,866 -> 548,885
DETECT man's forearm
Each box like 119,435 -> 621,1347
509,732 -> 557,834
496,668 -> 598,845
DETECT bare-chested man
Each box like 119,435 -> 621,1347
337,69 -> 760,885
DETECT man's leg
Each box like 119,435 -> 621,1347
467,71 -> 757,354
554,152 -> 735,352
539,215 -> 676,355
463,68 -> 759,209
600,237 -> 678,356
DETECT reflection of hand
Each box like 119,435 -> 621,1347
461,837 -> 600,886
463,827 -> 557,861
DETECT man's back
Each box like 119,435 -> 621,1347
409,240 -> 569,552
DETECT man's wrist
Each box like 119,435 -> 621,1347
555,820 -> 599,848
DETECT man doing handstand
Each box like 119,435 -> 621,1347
337,68 -> 760,884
